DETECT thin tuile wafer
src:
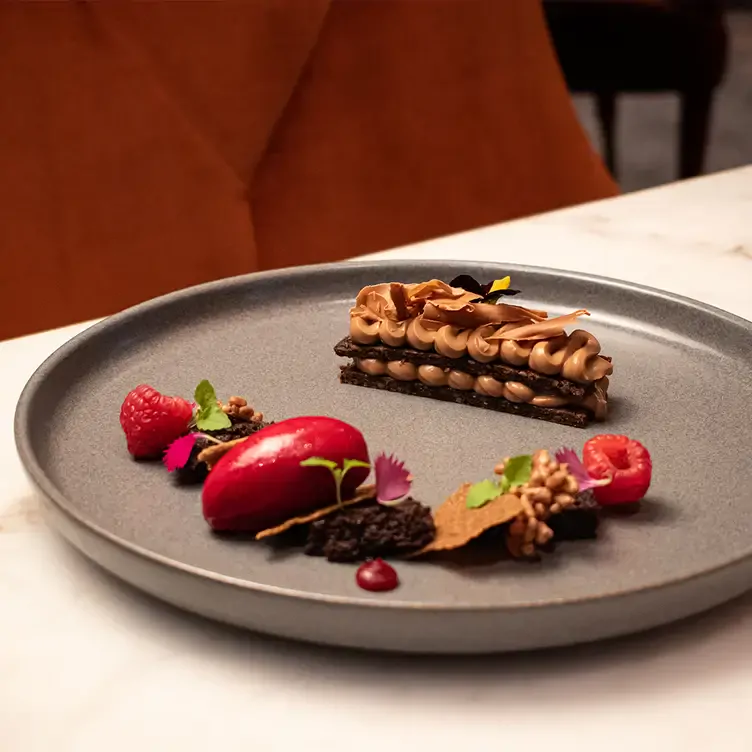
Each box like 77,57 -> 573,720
416,484 -> 524,554
255,485 -> 376,540
197,437 -> 248,469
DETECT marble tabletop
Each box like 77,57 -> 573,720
3,167 -> 752,751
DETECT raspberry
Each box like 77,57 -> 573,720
582,434 -> 652,505
119,385 -> 193,459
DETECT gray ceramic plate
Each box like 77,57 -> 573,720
14,261 -> 752,653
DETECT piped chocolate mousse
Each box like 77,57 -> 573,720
335,278 -> 612,427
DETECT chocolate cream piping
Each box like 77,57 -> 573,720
349,280 -> 613,384
355,359 -> 609,419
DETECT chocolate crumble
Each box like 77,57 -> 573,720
547,491 -> 600,541
305,499 -> 436,562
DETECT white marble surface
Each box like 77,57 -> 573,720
3,168 -> 752,751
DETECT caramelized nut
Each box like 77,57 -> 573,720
546,470 -> 568,490
563,475 -> 579,495
228,396 -> 247,407
535,522 -> 553,545
527,486 -> 552,505
553,493 -> 575,508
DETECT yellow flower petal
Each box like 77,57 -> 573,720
489,276 -> 511,292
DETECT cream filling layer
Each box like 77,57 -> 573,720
355,359 -> 608,419
349,316 -> 612,384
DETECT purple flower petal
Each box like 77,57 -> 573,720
374,452 -> 413,505
555,447 -> 611,491
163,434 -> 200,472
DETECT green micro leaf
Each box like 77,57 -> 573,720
502,455 -> 533,488
194,379 -> 232,431
299,457 -> 339,471
466,478 -> 503,509
341,458 -> 370,475
299,457 -> 370,506
340,459 -> 370,502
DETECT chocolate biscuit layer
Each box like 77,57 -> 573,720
334,336 -> 590,398
339,365 -> 592,428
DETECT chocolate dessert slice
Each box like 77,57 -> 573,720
335,279 -> 613,427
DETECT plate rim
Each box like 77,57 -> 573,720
13,259 -> 752,613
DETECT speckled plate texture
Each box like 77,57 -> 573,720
14,261 -> 752,653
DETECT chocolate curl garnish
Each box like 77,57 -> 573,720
389,283 -> 410,321
407,279 -> 477,302
421,301 -> 548,330
488,310 -> 590,341
352,284 -> 403,322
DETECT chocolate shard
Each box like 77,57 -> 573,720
339,365 -> 592,428
334,336 -> 589,398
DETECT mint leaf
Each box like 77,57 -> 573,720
503,455 -> 532,488
194,379 -> 217,410
196,410 -> 232,431
466,479 -> 503,509
300,457 -> 339,470
499,475 -> 511,494
194,379 -> 231,431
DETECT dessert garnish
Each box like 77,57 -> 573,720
356,559 -> 399,592
501,449 -> 581,558
202,417 -> 370,532
418,447 -> 602,559
300,456 -> 371,507
582,435 -> 652,505
448,274 -> 521,301
120,379 -> 270,473
417,484 -> 524,554
466,454 -> 533,508
374,452 -> 413,505
194,379 -> 232,431
118,383 -> 653,589
255,485 -> 377,540
554,447 -> 612,492
164,433 -> 212,472
335,278 -> 613,427
120,384 -> 194,458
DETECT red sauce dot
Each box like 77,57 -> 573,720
356,559 -> 399,592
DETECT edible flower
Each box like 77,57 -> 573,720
554,447 -> 612,491
164,433 -> 202,472
374,453 -> 413,505
449,274 -> 521,301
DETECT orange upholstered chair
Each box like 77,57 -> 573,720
0,0 -> 617,341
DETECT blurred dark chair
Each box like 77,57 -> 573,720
544,0 -> 728,179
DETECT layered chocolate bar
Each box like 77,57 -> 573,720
334,279 -> 612,427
